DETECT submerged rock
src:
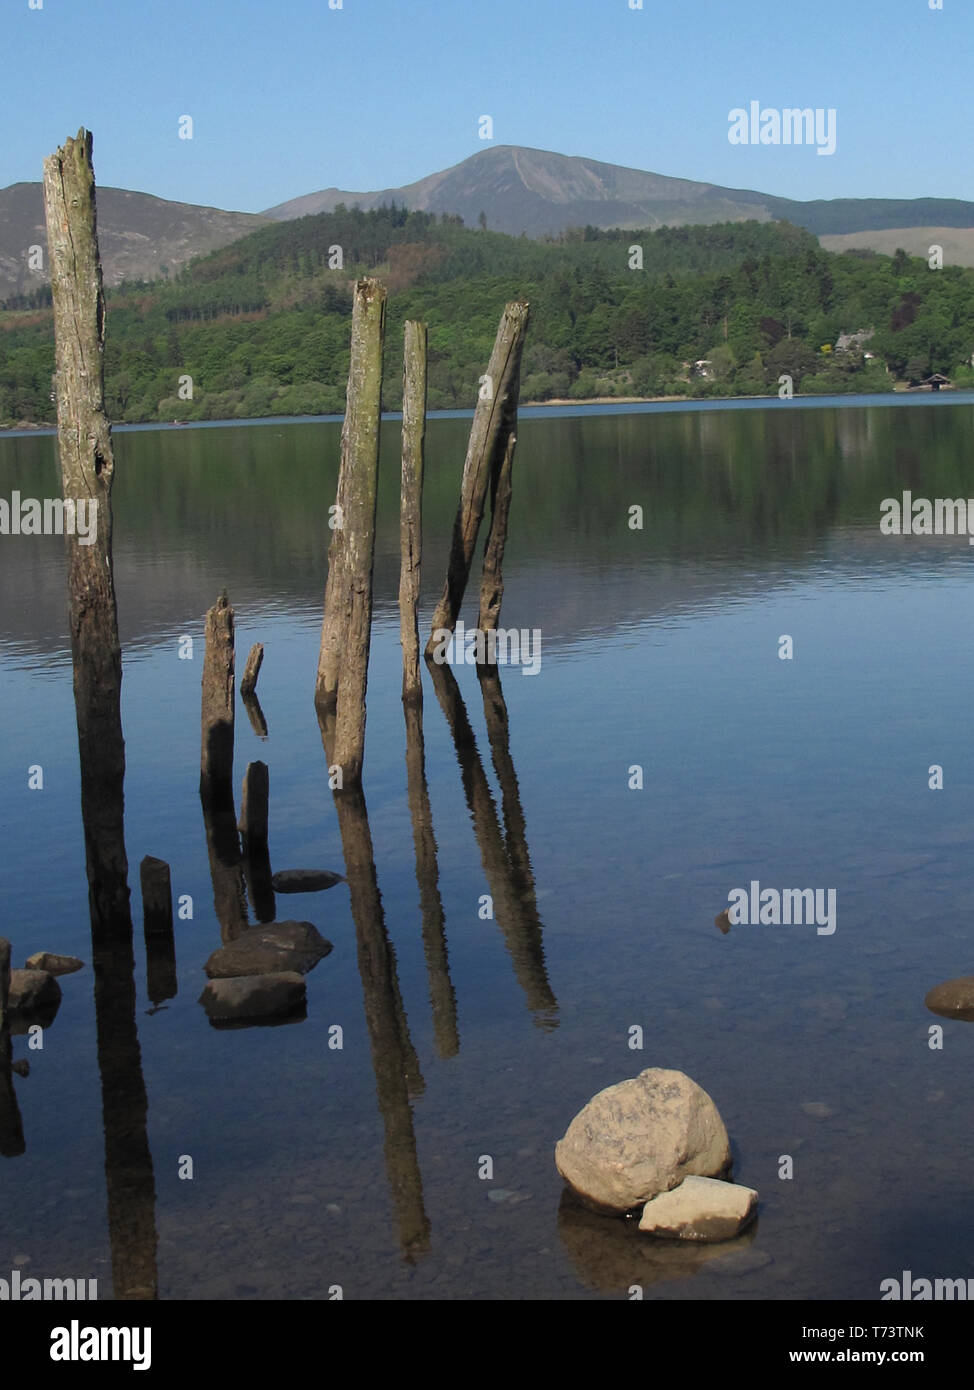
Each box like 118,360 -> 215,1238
8,969 -> 62,1015
925,976 -> 974,1022
11,1060 -> 29,1078
199,972 -> 306,1024
555,1067 -> 731,1213
638,1176 -> 758,1242
271,870 -> 345,893
24,952 -> 84,977
714,909 -> 732,935
204,922 -> 333,978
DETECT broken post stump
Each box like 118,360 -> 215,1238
315,277 -> 387,784
239,761 -> 269,854
399,320 -> 428,703
139,857 -> 176,1006
425,301 -> 529,655
240,643 -> 264,698
0,937 -> 25,1157
200,591 -> 235,806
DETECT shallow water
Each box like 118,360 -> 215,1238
2,397 -> 974,1300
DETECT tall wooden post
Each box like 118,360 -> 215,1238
43,131 -> 157,1293
315,278 -> 386,785
200,591 -> 235,806
43,128 -> 129,930
425,301 -> 529,655
399,321 -> 427,702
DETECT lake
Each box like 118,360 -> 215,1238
2,395 -> 974,1300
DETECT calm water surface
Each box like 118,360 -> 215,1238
2,398 -> 974,1300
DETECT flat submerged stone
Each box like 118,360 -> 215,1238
204,922 -> 333,978
639,1176 -> 758,1242
270,870 -> 344,893
199,972 -> 306,1024
925,976 -> 974,1022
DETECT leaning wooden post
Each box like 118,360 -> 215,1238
399,320 -> 427,703
42,129 -> 130,930
240,642 -> 263,698
315,277 -> 387,784
477,428 -> 517,632
425,301 -> 529,655
200,591 -> 235,806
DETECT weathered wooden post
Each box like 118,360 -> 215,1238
239,760 -> 275,922
477,429 -> 517,632
240,643 -> 263,697
140,856 -> 177,1006
43,130 -> 157,1291
425,301 -> 529,654
399,321 -> 428,702
200,591 -> 235,806
0,937 -> 25,1157
315,277 -> 386,784
43,128 -> 130,930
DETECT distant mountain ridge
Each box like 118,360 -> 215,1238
261,145 -> 974,241
5,143 -> 974,304
0,183 -> 268,301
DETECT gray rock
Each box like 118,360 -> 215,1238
8,969 -> 62,1014
198,972 -> 306,1023
271,870 -> 345,893
555,1068 -> 731,1213
638,1176 -> 758,1242
204,922 -> 332,978
925,976 -> 974,1022
24,952 -> 84,977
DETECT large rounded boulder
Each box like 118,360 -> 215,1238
555,1068 -> 731,1213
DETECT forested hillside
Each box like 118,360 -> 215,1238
2,206 -> 973,426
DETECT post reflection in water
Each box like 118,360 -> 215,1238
427,658 -> 558,1029
403,698 -> 459,1060
80,742 -> 159,1299
322,706 -> 431,1259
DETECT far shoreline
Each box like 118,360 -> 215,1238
1,385 -> 970,439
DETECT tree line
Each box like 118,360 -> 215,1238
2,205 -> 972,426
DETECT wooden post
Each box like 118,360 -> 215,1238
0,937 -> 25,1157
42,128 -> 130,931
399,321 -> 427,702
240,643 -> 263,697
477,428 -> 517,632
239,762 -> 274,923
425,301 -> 529,654
200,591 -> 235,806
315,279 -> 387,787
140,856 -> 176,1007
239,761 -> 269,853
43,133 -> 156,1284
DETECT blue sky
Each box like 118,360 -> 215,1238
2,0 -> 968,212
